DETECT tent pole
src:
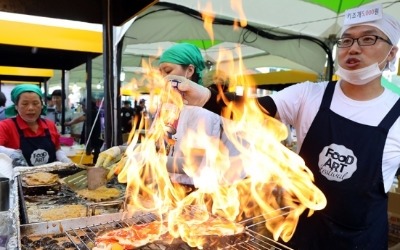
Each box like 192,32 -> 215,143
102,0 -> 115,149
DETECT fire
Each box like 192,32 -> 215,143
114,1 -> 327,248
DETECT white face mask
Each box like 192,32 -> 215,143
335,47 -> 393,85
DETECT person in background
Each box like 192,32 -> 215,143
0,91 -> 6,121
95,43 -> 224,188
65,98 -> 103,164
120,100 -> 134,134
133,99 -> 148,130
51,89 -> 73,134
157,43 -> 223,185
167,9 -> 400,249
46,94 -> 54,108
0,84 -> 71,166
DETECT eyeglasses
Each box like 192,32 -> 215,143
336,35 -> 392,48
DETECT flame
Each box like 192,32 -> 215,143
114,2 -> 327,248
230,0 -> 247,29
199,2 -> 215,42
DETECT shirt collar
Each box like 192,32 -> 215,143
16,115 -> 49,131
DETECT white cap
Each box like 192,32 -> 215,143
340,13 -> 400,71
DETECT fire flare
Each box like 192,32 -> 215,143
115,1 -> 327,248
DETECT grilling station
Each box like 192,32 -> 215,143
0,1 -> 329,249
7,161 -> 297,250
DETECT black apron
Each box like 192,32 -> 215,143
286,81 -> 400,249
13,118 -> 57,166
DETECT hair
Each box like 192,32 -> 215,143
181,65 -> 200,84
0,91 -> 6,107
51,89 -> 65,99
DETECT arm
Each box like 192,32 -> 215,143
203,88 -> 278,118
65,115 -> 85,126
165,75 -> 278,118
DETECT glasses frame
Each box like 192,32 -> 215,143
336,35 -> 392,48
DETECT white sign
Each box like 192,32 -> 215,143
343,4 -> 382,26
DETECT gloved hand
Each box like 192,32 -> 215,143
9,149 -> 29,167
95,146 -> 126,169
56,150 -> 72,163
164,75 -> 211,107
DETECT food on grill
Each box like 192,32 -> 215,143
181,215 -> 245,236
39,204 -> 98,221
93,215 -> 245,249
22,172 -> 59,186
75,185 -> 122,201
94,220 -> 169,249
20,232 -> 95,250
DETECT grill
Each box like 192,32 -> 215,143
19,208 -> 293,250
16,164 -> 125,224
15,163 -> 293,250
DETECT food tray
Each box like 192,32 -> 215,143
15,163 -> 126,224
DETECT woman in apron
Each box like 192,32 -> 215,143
0,84 -> 71,166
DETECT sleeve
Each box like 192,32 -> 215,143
257,96 -> 277,117
203,88 -> 277,118
0,119 -> 19,149
0,120 -> 9,146
269,81 -> 316,125
203,88 -> 240,115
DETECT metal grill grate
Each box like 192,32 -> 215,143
62,209 -> 293,250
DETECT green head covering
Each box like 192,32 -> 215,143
159,43 -> 205,86
5,84 -> 47,117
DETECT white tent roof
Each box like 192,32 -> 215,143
48,1 -> 400,89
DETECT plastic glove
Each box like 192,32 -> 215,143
95,146 -> 126,169
56,150 -> 72,163
9,149 -> 29,167
164,75 -> 211,107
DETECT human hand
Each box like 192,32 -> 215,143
9,150 -> 29,167
56,150 -> 72,163
164,75 -> 211,107
95,146 -> 124,169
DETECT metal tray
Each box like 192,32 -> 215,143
16,164 -> 126,224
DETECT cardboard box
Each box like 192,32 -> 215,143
389,188 -> 400,240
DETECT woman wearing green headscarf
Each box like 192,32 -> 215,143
0,84 -> 71,166
157,43 -> 223,185
95,43 -> 240,187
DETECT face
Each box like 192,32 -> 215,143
15,92 -> 43,123
52,95 -> 62,107
159,63 -> 194,79
337,25 -> 397,70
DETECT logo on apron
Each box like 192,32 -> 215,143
318,143 -> 357,181
30,149 -> 50,166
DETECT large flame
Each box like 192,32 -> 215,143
114,1 -> 327,248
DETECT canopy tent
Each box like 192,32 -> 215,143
48,1 -> 333,92
42,0 -> 400,146
0,0 -> 158,148
158,0 -> 398,43
0,66 -> 53,83
54,0 -> 400,93
0,0 -> 156,26
121,2 -> 331,77
115,0 -> 400,92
